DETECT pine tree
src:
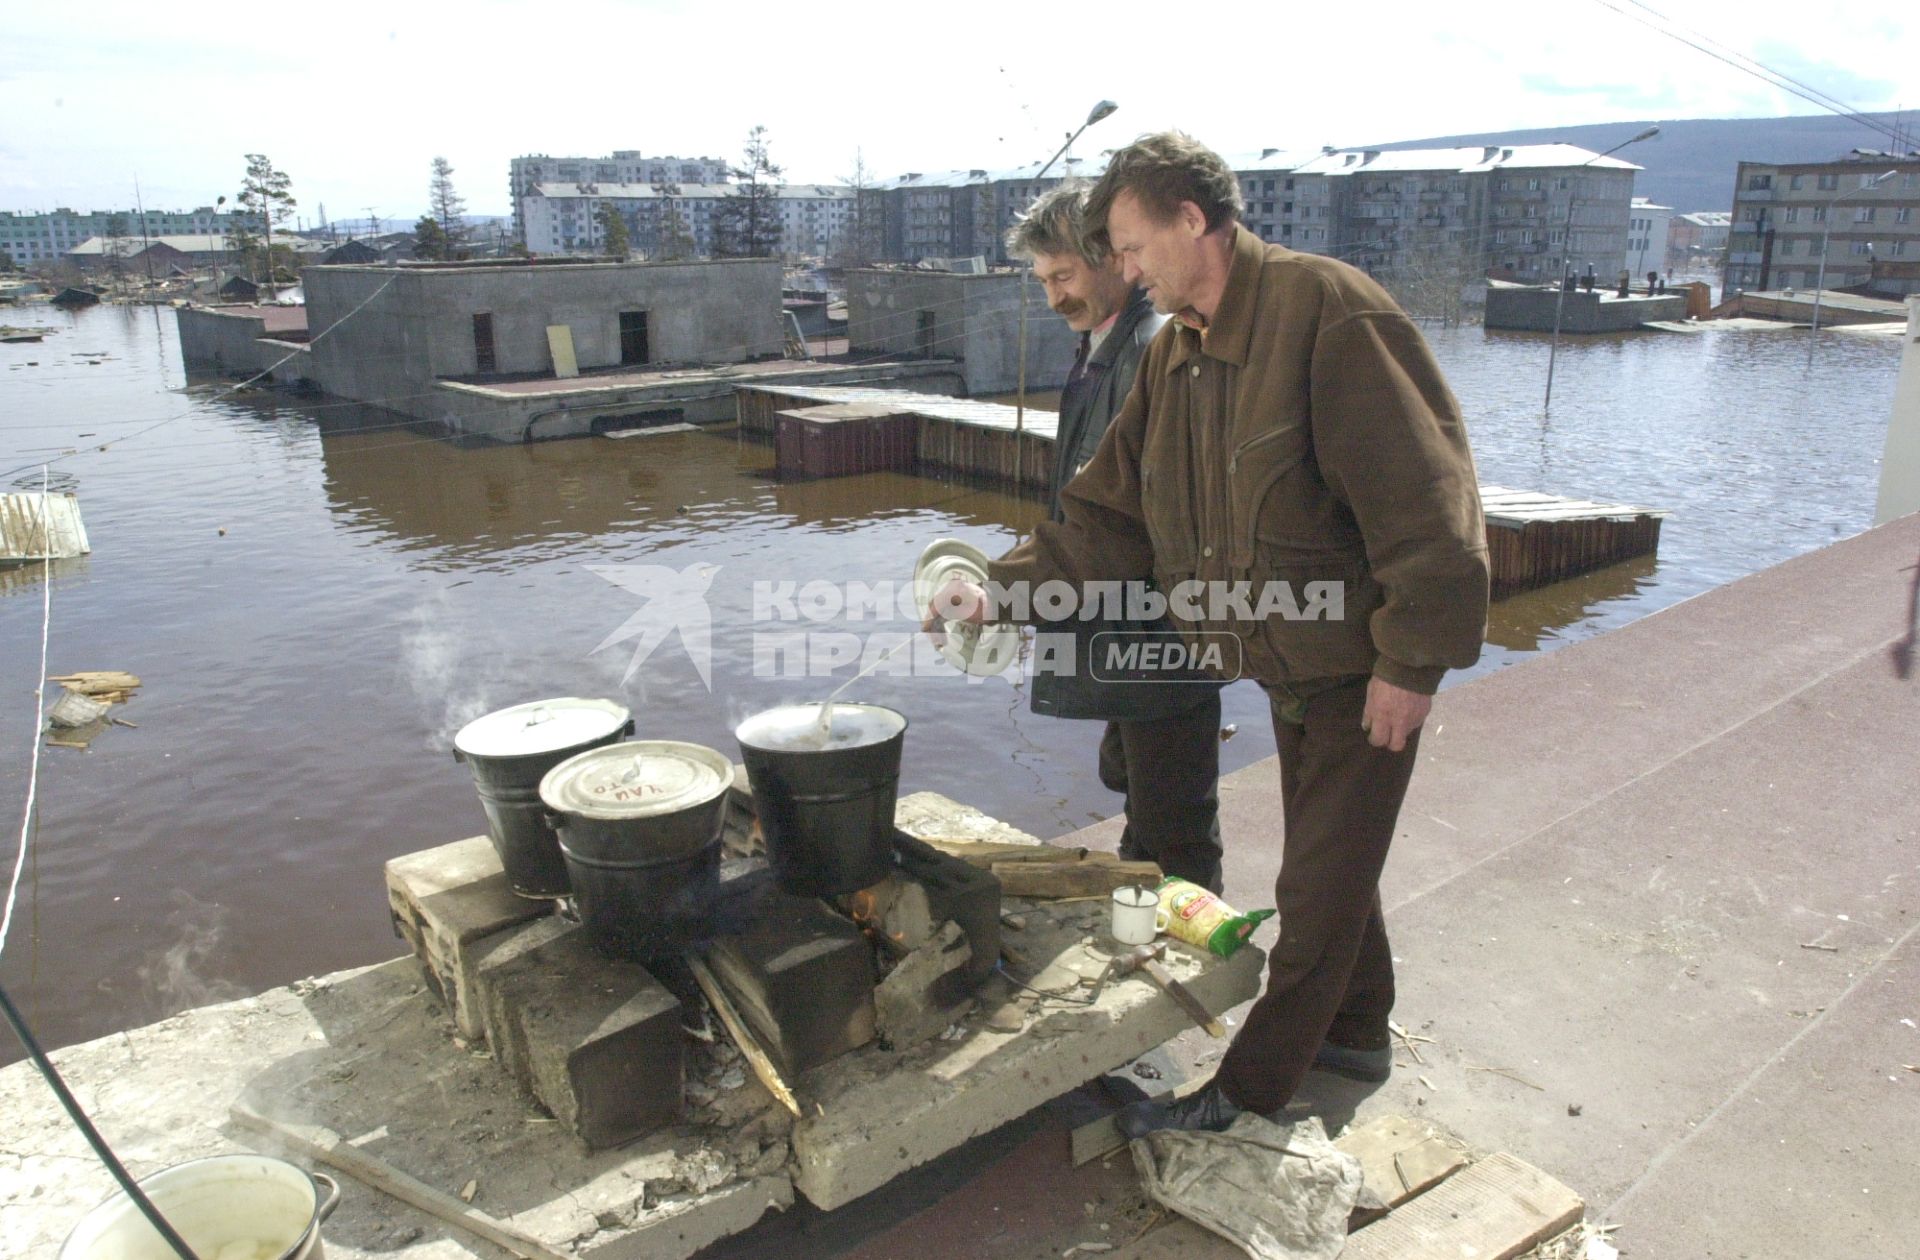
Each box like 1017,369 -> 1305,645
413,214 -> 448,261
712,126 -> 784,259
429,157 -> 467,258
236,153 -> 296,290
595,203 -> 631,260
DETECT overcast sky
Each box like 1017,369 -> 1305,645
2,0 -> 1914,223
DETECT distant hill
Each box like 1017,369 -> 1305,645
1362,112 -> 1918,215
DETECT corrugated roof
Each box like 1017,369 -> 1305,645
65,233 -> 284,255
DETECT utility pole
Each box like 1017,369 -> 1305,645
133,175 -> 156,290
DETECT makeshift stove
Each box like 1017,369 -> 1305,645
374,696 -> 1265,1256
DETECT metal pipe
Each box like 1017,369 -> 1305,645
1544,126 -> 1659,415
1808,169 -> 1898,365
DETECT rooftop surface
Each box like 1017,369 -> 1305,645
192,303 -> 310,334
4,511 -> 1916,1257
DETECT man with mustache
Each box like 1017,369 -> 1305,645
1009,185 -> 1225,894
934,133 -> 1487,1134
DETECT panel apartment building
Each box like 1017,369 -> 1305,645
1,206 -> 254,268
1724,150 -> 1920,294
520,182 -> 854,260
508,151 -> 732,244
858,144 -> 1639,294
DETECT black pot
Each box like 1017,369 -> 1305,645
540,741 -> 734,961
735,702 -> 908,896
453,699 -> 633,898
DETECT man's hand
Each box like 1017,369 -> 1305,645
922,575 -> 988,644
1361,676 -> 1430,752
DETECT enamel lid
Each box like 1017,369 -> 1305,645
539,740 -> 734,820
454,697 -> 629,760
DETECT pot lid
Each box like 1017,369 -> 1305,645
540,740 -> 734,819
454,698 -> 629,760
734,702 -> 907,752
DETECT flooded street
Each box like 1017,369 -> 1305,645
0,300 -> 1900,1061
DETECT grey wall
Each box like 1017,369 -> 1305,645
1484,286 -> 1686,333
174,308 -> 314,384
303,260 -> 785,419
846,270 -> 1077,396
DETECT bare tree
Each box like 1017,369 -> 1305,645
835,148 -> 879,267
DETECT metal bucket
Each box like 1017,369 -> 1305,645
735,702 -> 908,896
453,698 -> 633,898
540,741 -> 734,961
59,1155 -> 339,1260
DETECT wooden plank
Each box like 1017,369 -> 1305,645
990,857 -> 1162,899
1337,1152 -> 1583,1260
1337,1114 -> 1468,1225
231,1105 -> 573,1260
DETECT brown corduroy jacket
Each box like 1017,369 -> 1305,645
988,227 -> 1488,695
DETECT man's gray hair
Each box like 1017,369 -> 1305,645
1004,184 -> 1106,270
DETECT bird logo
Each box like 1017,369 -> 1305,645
587,562 -> 720,689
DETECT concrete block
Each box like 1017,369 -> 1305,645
477,919 -> 685,1148
385,835 -> 553,1040
474,914 -> 578,1083
703,876 -> 876,1078
873,921 -> 973,1051
790,906 -> 1267,1210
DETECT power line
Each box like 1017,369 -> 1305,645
1592,0 -> 1910,148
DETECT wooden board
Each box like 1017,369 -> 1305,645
1337,1152 -> 1583,1260
991,857 -> 1162,899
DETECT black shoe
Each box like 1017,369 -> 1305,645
1312,1040 -> 1392,1083
1117,1081 -> 1244,1139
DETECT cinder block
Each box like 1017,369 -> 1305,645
873,920 -> 973,1051
385,835 -> 553,1040
477,918 -> 685,1148
704,874 -> 876,1078
474,914 -> 578,1083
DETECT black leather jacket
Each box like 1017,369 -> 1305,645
1031,289 -> 1224,721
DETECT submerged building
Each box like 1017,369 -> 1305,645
175,258 -> 958,442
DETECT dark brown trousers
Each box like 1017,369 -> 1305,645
1215,675 -> 1420,1114
1096,689 -> 1224,893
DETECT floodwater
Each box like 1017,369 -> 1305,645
0,300 -> 1901,1062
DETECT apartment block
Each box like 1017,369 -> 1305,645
522,183 -> 855,260
1626,198 -> 1674,279
508,151 -> 732,243
1,207 -> 254,268
1668,211 -> 1730,269
860,144 -> 1638,309
1725,150 -> 1920,294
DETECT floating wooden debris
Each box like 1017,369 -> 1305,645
50,670 -> 141,703
734,387 -> 1667,596
0,492 -> 91,563
1479,485 -> 1667,599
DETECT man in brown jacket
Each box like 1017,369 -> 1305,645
930,132 -> 1487,1133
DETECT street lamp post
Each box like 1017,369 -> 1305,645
1543,126 -> 1660,415
1807,168 -> 1898,364
1013,99 -> 1118,492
